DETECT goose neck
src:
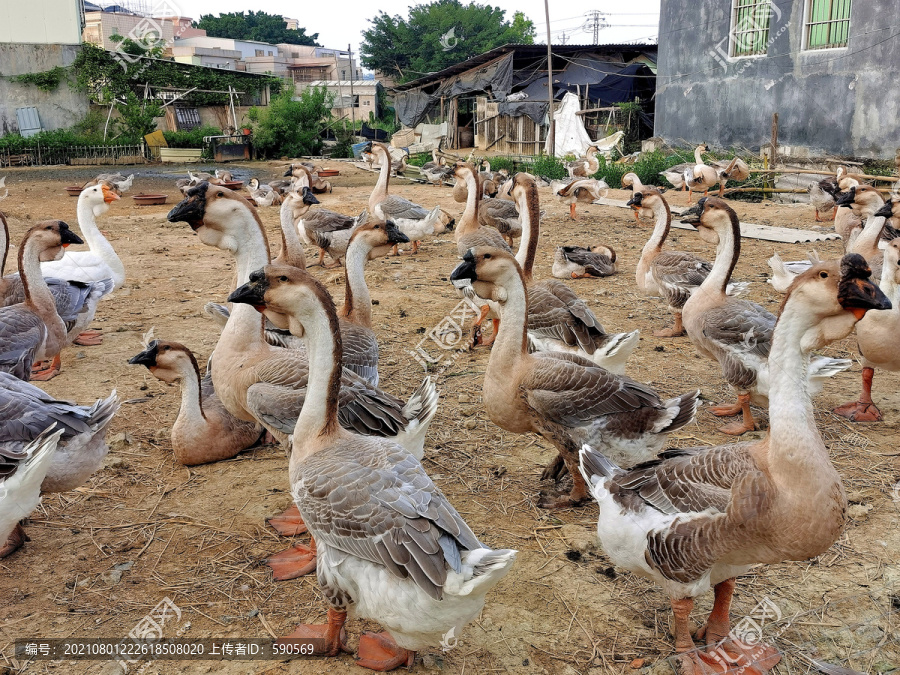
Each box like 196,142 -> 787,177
341,237 -> 372,327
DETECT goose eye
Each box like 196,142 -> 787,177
819,271 -> 828,279
279,275 -> 288,282
162,345 -> 170,351
484,253 -> 492,259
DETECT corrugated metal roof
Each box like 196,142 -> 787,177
392,42 -> 657,91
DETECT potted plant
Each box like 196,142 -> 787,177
160,126 -> 220,163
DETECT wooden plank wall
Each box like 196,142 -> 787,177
475,97 -> 546,155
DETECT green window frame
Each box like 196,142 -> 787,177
730,0 -> 773,57
805,0 -> 851,50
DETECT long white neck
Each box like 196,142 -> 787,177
852,212 -> 885,259
698,218 -> 738,297
694,146 -> 705,165
488,270 -> 529,376
765,303 -> 829,475
177,360 -> 206,425
456,171 -> 480,240
642,199 -> 670,256
220,215 -> 270,346
879,254 -> 900,305
341,237 -> 372,327
277,199 -> 307,268
290,300 -> 342,464
77,197 -> 125,287
369,149 -> 391,211
514,188 -> 540,279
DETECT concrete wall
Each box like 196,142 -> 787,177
655,0 -> 900,158
0,0 -> 83,45
0,44 -> 90,136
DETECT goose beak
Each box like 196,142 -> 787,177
838,253 -> 892,319
101,185 -> 120,203
59,221 -> 84,246
301,187 -> 320,206
450,250 -> 478,284
167,183 -> 208,230
385,220 -> 409,244
128,342 -> 159,368
283,166 -> 293,177
834,188 -> 856,206
874,202 -> 893,218
625,193 -> 643,207
680,202 -> 704,226
228,271 -> 269,312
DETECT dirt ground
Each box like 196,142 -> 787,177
0,159 -> 897,675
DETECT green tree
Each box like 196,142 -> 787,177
247,86 -> 333,158
361,0 -> 535,83
115,91 -> 163,142
195,11 -> 319,46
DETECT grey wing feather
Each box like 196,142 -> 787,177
296,443 -> 482,600
378,195 -> 429,220
652,252 -> 712,308
527,280 -> 608,354
702,301 -> 774,360
523,353 -> 665,426
340,321 -> 380,386
304,210 -> 356,233
0,306 -> 45,379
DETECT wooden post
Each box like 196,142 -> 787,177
348,44 -> 356,132
770,112 -> 779,165
544,0 -> 555,157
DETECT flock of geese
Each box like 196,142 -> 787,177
0,141 -> 898,673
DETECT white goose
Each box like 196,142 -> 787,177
229,265 -> 516,671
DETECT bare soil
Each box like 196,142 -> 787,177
0,161 -> 897,675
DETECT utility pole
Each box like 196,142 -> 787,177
559,32 -> 570,45
348,44 -> 356,132
544,0 -> 554,157
582,10 -> 608,44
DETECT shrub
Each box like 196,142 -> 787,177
248,86 -> 333,158
162,125 -> 221,149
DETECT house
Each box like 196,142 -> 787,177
298,80 -> 381,120
0,0 -> 90,135
391,43 -> 657,153
171,44 -> 242,70
654,0 -> 899,158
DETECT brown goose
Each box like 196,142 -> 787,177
565,145 -> 600,178
629,188 -> 747,337
0,221 -> 83,381
479,197 -> 521,247
555,178 -> 608,220
837,186 -> 891,277
833,237 -> 900,422
680,198 -> 850,435
808,166 -> 858,222
551,245 -> 617,279
451,247 -> 698,509
229,264 -> 515,671
129,340 -> 264,465
579,253 -> 890,675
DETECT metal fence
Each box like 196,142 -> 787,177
0,143 -> 148,168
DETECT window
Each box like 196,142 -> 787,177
255,49 -> 264,56
730,0 -> 772,57
805,0 -> 851,49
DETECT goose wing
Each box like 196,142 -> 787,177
0,306 -> 45,379
599,444 -> 770,582
560,247 -> 615,277
303,209 -> 356,234
527,280 -> 607,353
651,251 -> 712,306
295,440 -> 483,600
377,195 -> 429,221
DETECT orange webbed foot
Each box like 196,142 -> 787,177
653,326 -> 686,338
30,354 -> 61,381
356,632 -> 415,671
0,523 -> 28,558
709,401 -> 742,417
74,329 -> 103,346
266,541 -> 317,580
717,419 -> 756,436
278,608 -> 351,657
832,400 -> 883,422
268,504 -> 308,536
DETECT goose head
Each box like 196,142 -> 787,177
79,183 -> 120,217
229,264 -> 333,340
453,161 -> 477,183
128,340 -> 198,384
450,246 -> 520,303
781,254 -> 890,350
167,182 -> 254,251
27,220 -> 84,260
626,188 -> 664,221
588,244 -> 616,262
874,198 -> 894,219
835,185 -> 884,216
248,178 -> 260,191
283,186 -> 320,220
680,197 -> 736,245
350,219 -> 409,260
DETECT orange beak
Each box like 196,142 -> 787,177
62,243 -> 70,248
850,308 -> 867,321
102,186 -> 120,204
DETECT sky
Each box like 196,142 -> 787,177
169,0 -> 661,59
